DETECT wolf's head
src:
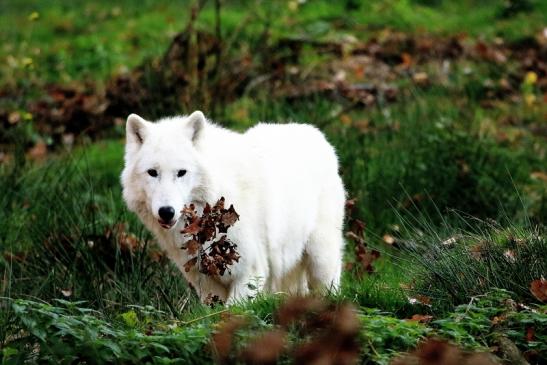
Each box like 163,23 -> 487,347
121,111 -> 206,230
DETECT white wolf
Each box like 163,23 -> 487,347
121,111 -> 346,304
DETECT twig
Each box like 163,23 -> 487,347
211,0 -> 222,118
367,338 -> 381,358
162,0 -> 207,66
178,308 -> 229,326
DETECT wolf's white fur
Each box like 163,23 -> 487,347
121,111 -> 346,304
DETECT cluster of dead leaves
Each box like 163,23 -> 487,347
391,338 -> 499,365
85,222 -> 163,269
103,222 -> 142,253
344,198 -> 380,276
271,28 -> 547,125
211,297 -> 507,364
212,296 -> 361,365
181,197 -> 241,278
29,84 -> 111,146
2,20 -> 546,158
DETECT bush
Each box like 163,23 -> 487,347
402,216 -> 546,311
2,299 -> 212,364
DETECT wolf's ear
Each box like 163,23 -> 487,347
186,110 -> 205,142
126,114 -> 148,145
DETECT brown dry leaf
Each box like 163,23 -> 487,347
401,52 -> 413,68
182,218 -> 202,236
413,72 -> 429,85
240,329 -> 287,365
469,242 -> 485,261
213,197 -> 225,211
408,314 -> 433,323
211,315 -> 248,362
148,250 -> 164,262
526,327 -> 535,342
221,205 -> 239,227
27,141 -> 47,160
351,219 -> 365,237
530,171 -> 547,183
340,114 -> 352,126
345,198 -> 357,213
289,300 -> 361,365
202,221 -> 217,241
345,231 -> 362,244
356,248 -> 380,273
391,338 -> 498,365
498,78 -> 512,91
8,111 -> 21,124
491,314 -> 507,326
344,197 -> 379,276
118,232 -> 140,252
475,41 -> 489,58
182,204 -> 198,219
82,94 -> 108,115
108,223 -> 142,253
530,278 -> 547,302
353,64 -> 365,79
61,289 -> 72,297
233,298 -> 362,364
332,303 -> 361,335
185,239 -> 200,256
204,293 -> 223,307
276,297 -> 326,328
294,335 -> 360,365
184,257 -> 198,272
415,339 -> 462,365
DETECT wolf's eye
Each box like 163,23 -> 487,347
147,169 -> 158,177
177,169 -> 187,177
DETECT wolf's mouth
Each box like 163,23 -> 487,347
158,219 -> 176,229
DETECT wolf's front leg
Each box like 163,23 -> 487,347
225,274 -> 266,305
195,279 -> 229,304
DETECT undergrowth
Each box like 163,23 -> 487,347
2,290 -> 545,364
402,214 -> 546,312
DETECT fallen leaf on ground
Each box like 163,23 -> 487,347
383,234 -> 396,245
530,278 -> 547,302
408,314 -> 433,323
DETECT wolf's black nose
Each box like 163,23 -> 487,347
158,206 -> 175,222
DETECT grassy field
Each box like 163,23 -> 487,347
1,0 -> 546,363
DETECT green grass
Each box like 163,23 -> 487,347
0,142 -> 194,320
2,290 -> 545,363
402,215 -> 546,312
2,0 -> 546,94
0,0 -> 188,84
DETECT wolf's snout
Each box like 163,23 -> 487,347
158,206 -> 175,222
